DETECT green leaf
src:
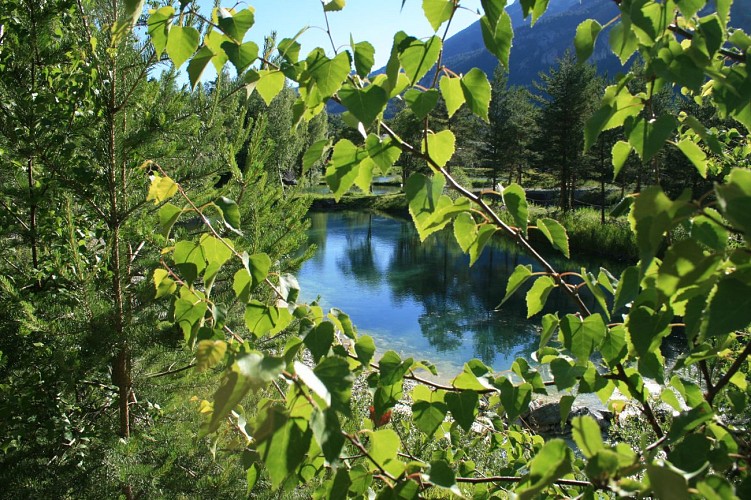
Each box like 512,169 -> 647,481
498,377 -> 532,421
147,6 -> 174,57
502,183 -> 528,236
422,129 -> 456,168
609,20 -> 638,64
445,390 -> 478,432
582,269 -> 610,320
200,235 -> 232,268
355,335 -> 376,366
196,340 -> 227,372
535,218 -> 569,258
207,353 -> 284,435
397,35 -> 442,85
559,313 -> 607,361
304,321 -> 335,363
676,0 -> 706,19
669,434 -> 711,474
600,325 -> 627,367
427,460 -> 460,495
203,30 -> 230,72
187,46 -> 214,89
314,356 -> 354,416
147,174 -> 178,205
310,408 -> 345,464
539,313 -> 559,350
406,173 -> 468,241
223,41 -> 259,74
676,139 -> 708,178
323,0 -> 346,12
254,70 -> 286,106
248,252 -> 272,288
379,351 -> 413,385
422,0 -> 454,31
245,301 -> 292,338
519,0 -> 550,25
303,139 -> 330,174
585,84 -> 643,150
339,84 -> 388,126
439,76 -> 465,118
627,115 -> 678,163
550,358 -> 585,391
328,308 -> 357,339
715,168 -> 751,239
613,265 -> 640,314
453,213 -> 495,266
516,439 -> 572,500
627,306 -> 672,358
480,10 -> 513,69
173,240 -> 206,285
656,239 -> 721,300
571,415 -> 604,458
326,139 -> 366,201
278,37 -> 302,64
705,269 -> 751,338
112,0 -> 145,45
574,19 -> 602,62
526,276 -> 555,318
254,405 -> 311,488
630,185 -> 688,270
166,26 -> 199,69
368,429 -> 404,477
215,197 -> 241,232
366,135 -> 401,174
352,39 -> 375,78
500,264 -> 533,306
308,50 -> 351,97
404,88 -> 440,120
217,7 -> 255,41
512,358 -> 546,394
612,140 -> 632,180
158,203 -> 182,238
691,209 -> 728,252
460,68 -> 492,122
153,268 -> 176,299
646,462 -> 690,500
411,385 -> 448,436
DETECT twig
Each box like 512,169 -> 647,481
707,340 -> 751,405
343,432 -> 397,484
453,476 -> 595,488
146,362 -> 196,378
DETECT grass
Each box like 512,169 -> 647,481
308,192 -> 409,216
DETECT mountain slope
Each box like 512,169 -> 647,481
441,0 -> 620,85
442,0 -> 751,85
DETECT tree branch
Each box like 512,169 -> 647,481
707,339 -> 751,405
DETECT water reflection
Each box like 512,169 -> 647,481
298,211 -> 615,376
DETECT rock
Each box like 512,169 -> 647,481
519,399 -> 613,436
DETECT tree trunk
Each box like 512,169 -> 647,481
107,0 -> 130,440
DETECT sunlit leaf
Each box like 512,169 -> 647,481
422,0 -> 454,31
574,19 -> 602,63
166,26 -> 199,69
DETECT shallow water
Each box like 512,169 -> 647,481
297,211 -> 621,379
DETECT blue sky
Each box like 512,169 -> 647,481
196,0 -> 487,68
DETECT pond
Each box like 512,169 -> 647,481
297,211 -> 619,379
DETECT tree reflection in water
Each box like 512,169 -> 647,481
298,211 -> 624,373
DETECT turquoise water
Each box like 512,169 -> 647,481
297,211 -> 610,379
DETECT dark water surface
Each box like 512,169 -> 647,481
297,211 -> 616,378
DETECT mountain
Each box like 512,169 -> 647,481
441,0 -> 751,86
327,1 -> 750,115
